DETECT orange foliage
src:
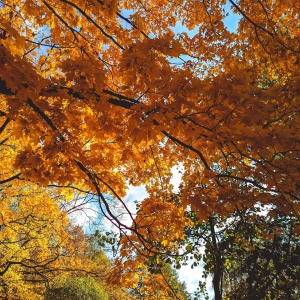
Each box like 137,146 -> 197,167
1,0 -> 300,295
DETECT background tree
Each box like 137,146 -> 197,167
217,211 -> 300,299
0,183 -> 70,299
126,260 -> 191,300
183,206 -> 300,299
44,276 -> 108,300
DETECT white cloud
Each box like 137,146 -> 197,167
102,185 -> 148,233
170,163 -> 184,192
178,264 -> 202,293
63,194 -> 99,230
126,185 -> 149,201
71,206 -> 98,227
178,263 -> 214,299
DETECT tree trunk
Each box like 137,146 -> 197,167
208,216 -> 222,300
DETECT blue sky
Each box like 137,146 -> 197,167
223,1 -> 241,33
171,1 -> 240,35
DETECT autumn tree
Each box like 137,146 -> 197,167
1,0 -> 300,297
51,224 -> 135,300
0,187 -> 133,300
107,256 -> 191,300
44,276 -> 108,300
0,183 -> 70,299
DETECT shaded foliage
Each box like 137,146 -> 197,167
45,276 -> 108,300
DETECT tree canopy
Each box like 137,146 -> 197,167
1,0 -> 300,298
45,276 -> 109,300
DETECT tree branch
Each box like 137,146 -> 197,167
0,173 -> 22,185
0,118 -> 10,135
26,98 -> 57,131
60,0 -> 124,50
161,129 -> 210,170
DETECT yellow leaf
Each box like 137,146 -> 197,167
161,239 -> 169,247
